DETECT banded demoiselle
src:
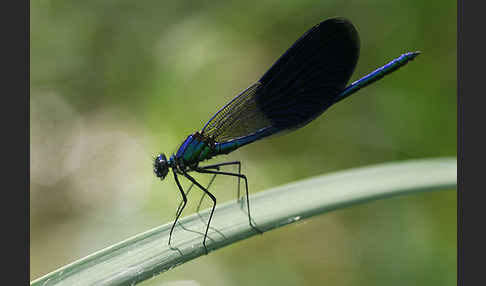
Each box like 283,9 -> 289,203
153,17 -> 420,253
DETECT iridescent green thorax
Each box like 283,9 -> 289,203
175,132 -> 213,166
174,127 -> 276,167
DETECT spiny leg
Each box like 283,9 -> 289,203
194,167 -> 263,234
169,169 -> 187,249
194,165 -> 220,214
182,171 -> 218,254
199,161 -> 242,202
183,166 -> 227,242
171,169 -> 225,242
174,181 -> 194,219
195,162 -> 243,212
175,170 -> 216,219
169,171 -> 220,253
173,173 -> 223,244
195,173 -> 217,215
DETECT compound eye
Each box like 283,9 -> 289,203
153,153 -> 169,179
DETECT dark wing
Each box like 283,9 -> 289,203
256,17 -> 360,130
201,18 -> 360,142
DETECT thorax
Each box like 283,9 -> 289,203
174,132 -> 216,169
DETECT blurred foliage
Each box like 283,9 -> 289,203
30,0 -> 456,285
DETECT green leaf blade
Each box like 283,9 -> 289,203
31,157 -> 456,286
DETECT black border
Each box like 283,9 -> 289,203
459,0 -> 486,285
5,0 -> 29,284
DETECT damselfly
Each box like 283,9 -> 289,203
153,17 -> 420,254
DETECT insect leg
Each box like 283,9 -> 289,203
174,181 -> 194,219
194,167 -> 263,235
174,170 -> 215,220
195,171 -> 218,214
182,170 -> 217,254
200,161 -> 242,201
169,169 -> 187,248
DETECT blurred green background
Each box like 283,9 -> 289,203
30,0 -> 456,285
